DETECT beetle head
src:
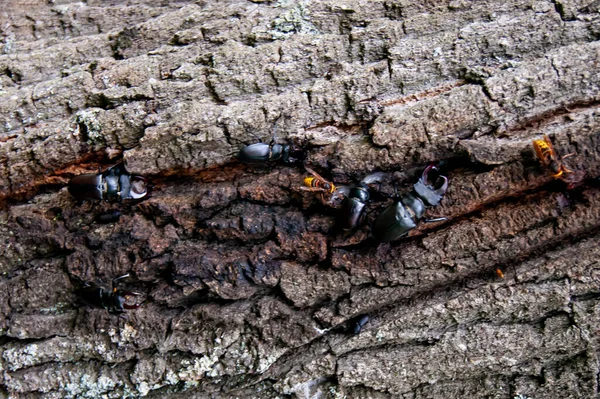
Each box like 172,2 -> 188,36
413,165 -> 448,206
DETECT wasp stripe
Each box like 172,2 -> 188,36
303,177 -> 335,193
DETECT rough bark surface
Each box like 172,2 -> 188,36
1,0 -> 600,398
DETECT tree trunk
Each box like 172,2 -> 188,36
1,0 -> 600,398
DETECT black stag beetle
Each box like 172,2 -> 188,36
74,273 -> 142,314
372,165 -> 448,242
338,172 -> 384,231
238,139 -> 292,165
68,163 -> 148,201
237,122 -> 302,165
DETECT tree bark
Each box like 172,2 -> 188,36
1,0 -> 600,398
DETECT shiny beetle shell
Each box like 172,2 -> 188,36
338,172 -> 383,231
339,186 -> 369,231
68,164 -> 148,201
68,174 -> 104,200
372,165 -> 448,242
238,143 -> 288,164
371,195 -> 419,242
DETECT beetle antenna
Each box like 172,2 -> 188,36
226,135 -> 245,146
270,115 -> 284,144
246,130 -> 263,143
270,124 -> 278,145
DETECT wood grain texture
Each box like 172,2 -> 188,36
1,0 -> 600,397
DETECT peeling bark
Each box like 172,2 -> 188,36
1,0 -> 600,398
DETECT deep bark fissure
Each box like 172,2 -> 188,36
2,1 -> 600,398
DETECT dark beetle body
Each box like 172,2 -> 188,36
339,185 -> 370,230
372,165 -> 448,242
75,274 -> 141,314
238,142 -> 290,165
68,174 -> 104,200
96,211 -> 121,224
339,172 -> 383,230
68,164 -> 147,201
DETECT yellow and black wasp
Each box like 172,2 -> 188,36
300,166 -> 338,203
532,134 -> 583,187
532,134 -> 572,178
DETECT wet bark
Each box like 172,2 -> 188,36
1,0 -> 600,398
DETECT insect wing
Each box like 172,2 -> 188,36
304,166 -> 328,183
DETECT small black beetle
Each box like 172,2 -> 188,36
372,165 -> 448,242
338,172 -> 384,231
68,164 -> 147,201
237,124 -> 297,165
75,274 -> 142,314
238,142 -> 291,164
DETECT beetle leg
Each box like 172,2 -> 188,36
560,164 -> 574,174
300,187 -> 327,192
246,130 -> 263,143
424,216 -> 448,223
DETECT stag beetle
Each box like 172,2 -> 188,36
338,172 -> 384,231
68,163 -> 148,201
372,165 -> 448,242
237,122 -> 301,165
75,274 -> 142,314
238,141 -> 291,165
